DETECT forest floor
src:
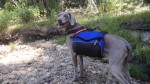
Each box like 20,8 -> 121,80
0,36 -> 149,84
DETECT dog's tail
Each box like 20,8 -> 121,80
126,43 -> 133,61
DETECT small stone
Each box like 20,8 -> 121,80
8,75 -> 16,79
45,63 -> 53,69
0,79 -> 3,84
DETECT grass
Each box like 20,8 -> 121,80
18,8 -> 35,23
134,46 -> 150,65
9,42 -> 16,51
16,20 -> 49,29
0,10 -> 12,32
129,64 -> 148,81
55,36 -> 66,45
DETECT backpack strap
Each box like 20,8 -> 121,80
75,28 -> 87,34
66,26 -> 86,35
72,35 -> 103,42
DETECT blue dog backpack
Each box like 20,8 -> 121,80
72,31 -> 105,58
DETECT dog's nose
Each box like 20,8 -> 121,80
58,19 -> 62,23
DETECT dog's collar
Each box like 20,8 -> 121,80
66,26 -> 86,35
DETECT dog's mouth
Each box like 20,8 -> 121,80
57,21 -> 67,29
58,22 -> 66,26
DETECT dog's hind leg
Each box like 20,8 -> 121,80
110,65 -> 130,84
72,53 -> 78,81
123,58 -> 131,84
79,55 -> 84,78
122,50 -> 131,83
109,52 -> 130,84
122,46 -> 132,84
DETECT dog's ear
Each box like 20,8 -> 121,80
68,13 -> 76,26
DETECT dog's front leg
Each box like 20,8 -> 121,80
72,53 -> 78,81
79,55 -> 84,78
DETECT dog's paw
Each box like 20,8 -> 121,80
78,69 -> 85,78
79,72 -> 84,78
73,77 -> 78,82
73,74 -> 79,82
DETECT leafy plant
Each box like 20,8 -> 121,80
129,64 -> 148,81
134,46 -> 150,65
0,10 -> 12,32
49,9 -> 57,25
4,2 -> 16,11
18,8 -> 34,22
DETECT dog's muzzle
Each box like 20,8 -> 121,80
58,20 -> 66,25
57,19 -> 67,29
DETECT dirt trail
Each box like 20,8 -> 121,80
0,39 -> 148,84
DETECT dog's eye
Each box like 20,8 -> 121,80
64,15 -> 68,18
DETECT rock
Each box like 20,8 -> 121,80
8,75 -> 16,79
0,69 -> 11,74
141,32 -> 150,44
2,79 -> 13,84
45,63 -> 53,69
0,79 -> 3,84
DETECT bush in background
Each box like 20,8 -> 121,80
4,2 -> 16,11
129,64 -> 149,81
0,10 -> 12,32
18,8 -> 34,23
49,9 -> 57,25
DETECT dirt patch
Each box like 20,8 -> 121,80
121,20 -> 150,31
0,27 -> 64,44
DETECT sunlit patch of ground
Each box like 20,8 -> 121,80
0,43 -> 44,65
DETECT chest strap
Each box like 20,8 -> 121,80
66,27 -> 86,35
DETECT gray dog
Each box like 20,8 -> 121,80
56,12 -> 132,84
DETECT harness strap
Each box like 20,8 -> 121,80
66,26 -> 85,35
75,28 -> 87,34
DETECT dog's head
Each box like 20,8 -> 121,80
57,12 -> 76,30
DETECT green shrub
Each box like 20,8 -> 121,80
135,11 -> 150,21
28,6 -> 40,18
0,10 -> 12,32
97,0 -> 127,12
49,9 -> 57,25
18,8 -> 34,22
4,2 -> 16,11
134,46 -> 150,65
129,64 -> 148,81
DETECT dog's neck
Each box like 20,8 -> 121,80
66,23 -> 85,35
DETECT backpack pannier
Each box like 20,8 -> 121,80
72,31 -> 105,58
